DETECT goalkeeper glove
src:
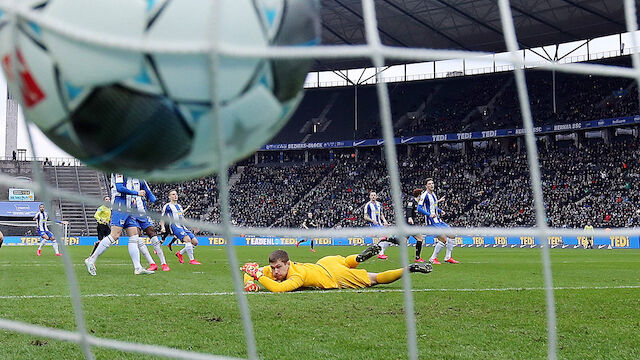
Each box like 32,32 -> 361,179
244,281 -> 260,292
240,262 -> 263,281
240,262 -> 259,272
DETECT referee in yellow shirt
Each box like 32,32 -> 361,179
241,245 -> 433,293
90,196 -> 111,256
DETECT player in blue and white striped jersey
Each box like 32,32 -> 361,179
84,174 -> 155,275
127,179 -> 171,272
160,189 -> 200,265
34,203 -> 64,256
417,178 -> 459,264
363,191 -> 399,260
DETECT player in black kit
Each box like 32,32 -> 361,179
406,188 -> 426,263
296,212 -> 318,252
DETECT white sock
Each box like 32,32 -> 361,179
52,240 -> 59,254
179,247 -> 186,255
444,239 -> 455,260
184,242 -> 194,261
430,240 -> 445,260
90,237 -> 112,262
151,237 -> 166,264
38,240 -> 46,250
378,241 -> 391,255
138,238 -> 155,266
128,235 -> 142,270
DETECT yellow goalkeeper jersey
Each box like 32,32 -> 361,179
244,255 -> 371,292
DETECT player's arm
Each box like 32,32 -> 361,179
256,274 -> 304,293
141,181 -> 157,203
115,182 -> 141,196
159,203 -> 169,232
380,212 -> 389,226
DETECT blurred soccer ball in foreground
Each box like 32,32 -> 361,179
0,0 -> 320,181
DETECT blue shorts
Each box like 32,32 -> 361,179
110,209 -> 129,227
170,224 -> 195,240
369,223 -> 383,228
38,230 -> 54,239
124,215 -> 154,230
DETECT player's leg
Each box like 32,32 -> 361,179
88,209 -> 128,267
36,232 -> 49,256
85,222 -> 123,276
429,235 -> 446,265
296,238 -> 306,247
144,225 -> 169,271
354,243 -> 382,264
310,239 -> 315,252
167,236 -> 178,252
91,223 -> 109,256
414,234 -> 425,262
367,262 -> 432,286
441,224 -> 459,264
179,233 -> 200,265
378,236 -> 401,259
126,225 -> 153,275
443,238 -> 459,263
377,239 -> 391,259
49,231 -> 61,256
136,228 -> 157,270
174,225 -> 198,264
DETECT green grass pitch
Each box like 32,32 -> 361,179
0,245 -> 639,359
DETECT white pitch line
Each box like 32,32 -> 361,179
1,285 -> 638,300
0,263 -> 130,267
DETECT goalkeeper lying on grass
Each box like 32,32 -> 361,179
241,244 -> 432,293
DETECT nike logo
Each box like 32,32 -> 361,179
401,137 -> 414,144
354,140 -> 366,146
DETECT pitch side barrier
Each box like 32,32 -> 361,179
3,235 -> 637,249
261,115 -> 640,151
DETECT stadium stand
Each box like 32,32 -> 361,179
6,56 -> 636,237
272,56 -> 637,143
146,133 -> 637,232
43,165 -> 109,236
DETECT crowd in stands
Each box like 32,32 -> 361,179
274,56 -> 638,144
148,134 -> 640,232
142,55 -> 640,232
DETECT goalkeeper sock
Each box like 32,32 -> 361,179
415,240 -> 423,259
345,255 -> 359,268
376,268 -> 404,284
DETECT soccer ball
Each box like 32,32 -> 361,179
0,0 -> 320,181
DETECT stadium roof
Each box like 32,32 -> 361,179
315,0 -> 630,70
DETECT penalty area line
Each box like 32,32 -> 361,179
1,285 -> 639,300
